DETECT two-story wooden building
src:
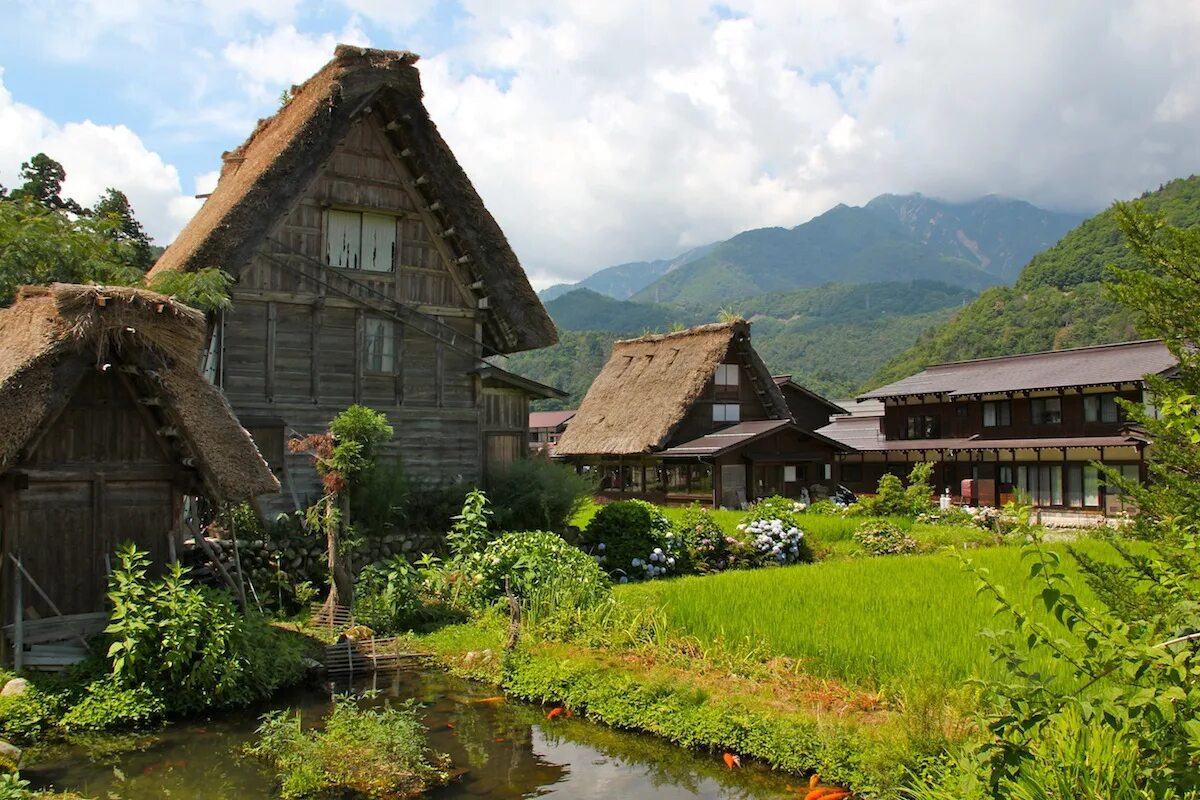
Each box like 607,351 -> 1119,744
819,340 -> 1177,521
149,46 -> 559,514
554,321 -> 848,507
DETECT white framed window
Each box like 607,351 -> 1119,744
715,364 -> 739,387
713,403 -> 741,423
1031,397 -> 1062,425
983,400 -> 1012,427
364,317 -> 396,373
326,210 -> 397,272
784,465 -> 797,482
1084,393 -> 1121,423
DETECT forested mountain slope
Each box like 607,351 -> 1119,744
865,176 -> 1200,389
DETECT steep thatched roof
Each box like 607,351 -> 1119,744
150,44 -> 555,355
555,321 -> 790,456
0,284 -> 279,502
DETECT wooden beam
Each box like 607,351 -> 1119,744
394,320 -> 405,407
435,315 -> 445,409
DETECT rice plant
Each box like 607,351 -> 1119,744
616,542 -> 1115,690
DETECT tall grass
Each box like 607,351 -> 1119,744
616,542 -> 1116,689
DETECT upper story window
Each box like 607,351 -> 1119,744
715,364 -> 739,387
1031,397 -> 1063,425
713,403 -> 741,423
326,209 -> 396,272
1084,393 -> 1122,423
905,414 -> 940,439
364,317 -> 396,373
983,400 -> 1012,427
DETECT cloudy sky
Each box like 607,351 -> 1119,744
2,1 -> 1199,288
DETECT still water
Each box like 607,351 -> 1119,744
24,670 -> 798,798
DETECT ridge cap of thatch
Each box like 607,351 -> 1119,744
614,320 -> 746,347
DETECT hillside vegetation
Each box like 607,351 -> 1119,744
506,281 -> 972,407
867,176 -> 1200,386
626,194 -> 1081,306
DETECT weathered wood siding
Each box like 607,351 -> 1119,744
216,114 -> 496,515
3,370 -> 180,617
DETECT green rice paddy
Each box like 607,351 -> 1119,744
616,541 -> 1114,689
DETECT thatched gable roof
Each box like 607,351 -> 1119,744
0,284 -> 279,502
555,321 -> 790,456
150,44 -> 556,355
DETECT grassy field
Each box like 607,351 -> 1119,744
616,541 -> 1114,689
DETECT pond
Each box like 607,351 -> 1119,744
23,669 -> 799,799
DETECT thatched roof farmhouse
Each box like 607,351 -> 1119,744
556,321 -> 848,507
0,284 -> 278,665
150,45 -> 561,511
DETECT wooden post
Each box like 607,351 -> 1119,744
394,317 -> 405,406
11,557 -> 22,672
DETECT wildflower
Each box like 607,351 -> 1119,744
632,558 -> 642,567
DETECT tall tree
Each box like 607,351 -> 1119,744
93,187 -> 154,268
10,153 -> 82,214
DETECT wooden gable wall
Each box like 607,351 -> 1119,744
214,114 -> 489,512
669,346 -> 780,446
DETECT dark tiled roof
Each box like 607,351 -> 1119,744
817,413 -> 885,451
772,375 -> 847,416
859,340 -> 1176,400
529,410 -> 576,429
831,433 -> 1146,453
660,419 -> 848,458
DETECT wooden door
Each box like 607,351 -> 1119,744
720,464 -> 746,508
103,480 -> 175,577
16,480 -> 101,617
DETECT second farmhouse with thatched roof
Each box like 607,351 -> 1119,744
0,284 -> 278,668
150,45 -> 561,514
555,321 -> 848,507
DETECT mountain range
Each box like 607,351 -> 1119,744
509,184 -> 1200,410
540,193 -> 1085,306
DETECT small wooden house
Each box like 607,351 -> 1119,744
149,45 -> 558,514
554,321 -> 848,507
0,284 -> 278,666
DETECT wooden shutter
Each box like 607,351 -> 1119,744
362,213 -> 396,272
326,210 -> 361,269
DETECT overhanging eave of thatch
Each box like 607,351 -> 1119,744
0,284 -> 278,503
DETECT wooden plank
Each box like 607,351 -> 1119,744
266,302 -> 277,401
311,305 -> 322,403
435,315 -> 445,409
354,309 -> 364,404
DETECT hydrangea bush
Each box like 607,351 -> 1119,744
736,496 -> 813,566
674,504 -> 741,573
852,521 -> 918,556
583,499 -> 680,582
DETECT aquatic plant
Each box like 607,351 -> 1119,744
247,695 -> 449,799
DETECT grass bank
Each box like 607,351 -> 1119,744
409,540 -> 1120,797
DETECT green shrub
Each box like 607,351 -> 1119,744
673,504 -> 735,573
105,543 -> 306,717
853,521 -> 918,556
854,463 -> 936,517
59,679 -> 164,732
736,496 -> 813,565
805,498 -> 845,515
350,458 -> 408,538
446,489 -> 492,559
583,500 -> 680,581
247,695 -> 449,799
399,479 -> 472,533
472,531 -> 611,614
354,556 -> 422,635
488,458 -> 595,533
0,687 -> 61,744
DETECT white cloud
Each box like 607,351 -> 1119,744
0,71 -> 201,245
222,20 -> 370,101
413,0 -> 1200,284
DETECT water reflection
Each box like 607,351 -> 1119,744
26,670 -> 794,799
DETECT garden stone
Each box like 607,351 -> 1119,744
401,539 -> 414,552
0,678 -> 28,697
0,739 -> 21,772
